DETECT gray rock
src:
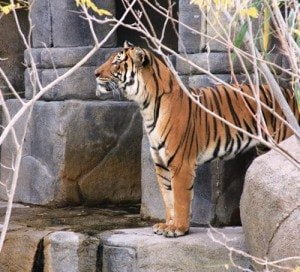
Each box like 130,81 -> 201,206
44,231 -> 100,272
240,136 -> 300,271
1,100 -> 142,206
177,53 -> 283,75
178,0 -> 204,53
51,0 -> 116,47
103,246 -> 136,272
0,229 -> 50,272
25,66 -> 123,101
0,9 -> 29,96
24,47 -> 120,69
100,227 -> 251,272
140,129 -> 257,225
29,0 -> 52,47
41,66 -> 98,100
188,74 -> 249,88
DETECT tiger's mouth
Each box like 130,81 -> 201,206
96,78 -> 119,97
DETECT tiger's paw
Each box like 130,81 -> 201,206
163,225 -> 189,238
153,223 -> 169,235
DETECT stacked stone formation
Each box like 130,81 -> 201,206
0,0 -> 143,206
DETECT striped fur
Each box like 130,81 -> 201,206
95,44 -> 299,237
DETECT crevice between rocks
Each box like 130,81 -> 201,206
48,0 -> 53,47
31,238 -> 45,272
266,204 -> 300,256
96,242 -> 104,272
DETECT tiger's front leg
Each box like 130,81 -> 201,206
162,162 -> 195,238
152,164 -> 174,235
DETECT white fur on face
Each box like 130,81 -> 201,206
95,78 -> 108,96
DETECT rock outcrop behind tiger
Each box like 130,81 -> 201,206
240,136 -> 300,271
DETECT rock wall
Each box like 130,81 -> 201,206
0,9 -> 29,98
0,1 -> 143,206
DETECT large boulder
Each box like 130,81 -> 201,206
240,136 -> 300,271
1,100 -> 142,206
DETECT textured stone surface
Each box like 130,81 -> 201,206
30,0 -> 52,47
44,231 -> 100,272
140,130 -> 257,225
241,136 -> 300,271
25,65 -> 123,101
0,204 -> 151,272
102,246 -> 136,272
0,9 -> 29,96
0,229 -> 50,272
101,227 -> 251,272
51,0 -> 116,47
24,47 -> 120,69
0,100 -> 142,206
182,74 -> 249,88
177,53 -> 282,75
178,0 -> 204,53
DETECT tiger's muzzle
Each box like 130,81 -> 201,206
96,77 -> 119,97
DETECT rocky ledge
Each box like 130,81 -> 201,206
0,203 -> 251,272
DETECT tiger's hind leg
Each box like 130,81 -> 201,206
152,164 -> 174,235
163,162 -> 195,238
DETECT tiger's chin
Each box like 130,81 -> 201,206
96,78 -> 121,98
96,84 -> 110,97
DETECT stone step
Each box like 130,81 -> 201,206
0,204 -> 252,272
100,227 -> 251,272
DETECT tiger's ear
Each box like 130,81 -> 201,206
133,47 -> 149,67
123,40 -> 134,49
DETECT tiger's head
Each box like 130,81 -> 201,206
95,41 -> 151,101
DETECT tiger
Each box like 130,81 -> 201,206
94,41 -> 299,237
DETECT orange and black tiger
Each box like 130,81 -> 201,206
94,42 -> 299,237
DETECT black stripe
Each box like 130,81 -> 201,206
260,85 -> 269,105
134,76 -> 140,95
211,88 -> 222,116
234,135 -> 242,154
213,137 -> 221,158
223,86 -> 242,127
281,123 -> 287,141
153,57 -> 161,79
239,137 -> 252,154
227,139 -> 235,155
122,62 -> 128,83
168,75 -> 173,93
243,96 -> 256,115
187,184 -> 194,191
243,120 -> 255,134
142,93 -> 151,110
224,124 -> 231,151
165,184 -> 172,191
148,95 -> 162,133
155,163 -> 169,171
157,173 -> 171,182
